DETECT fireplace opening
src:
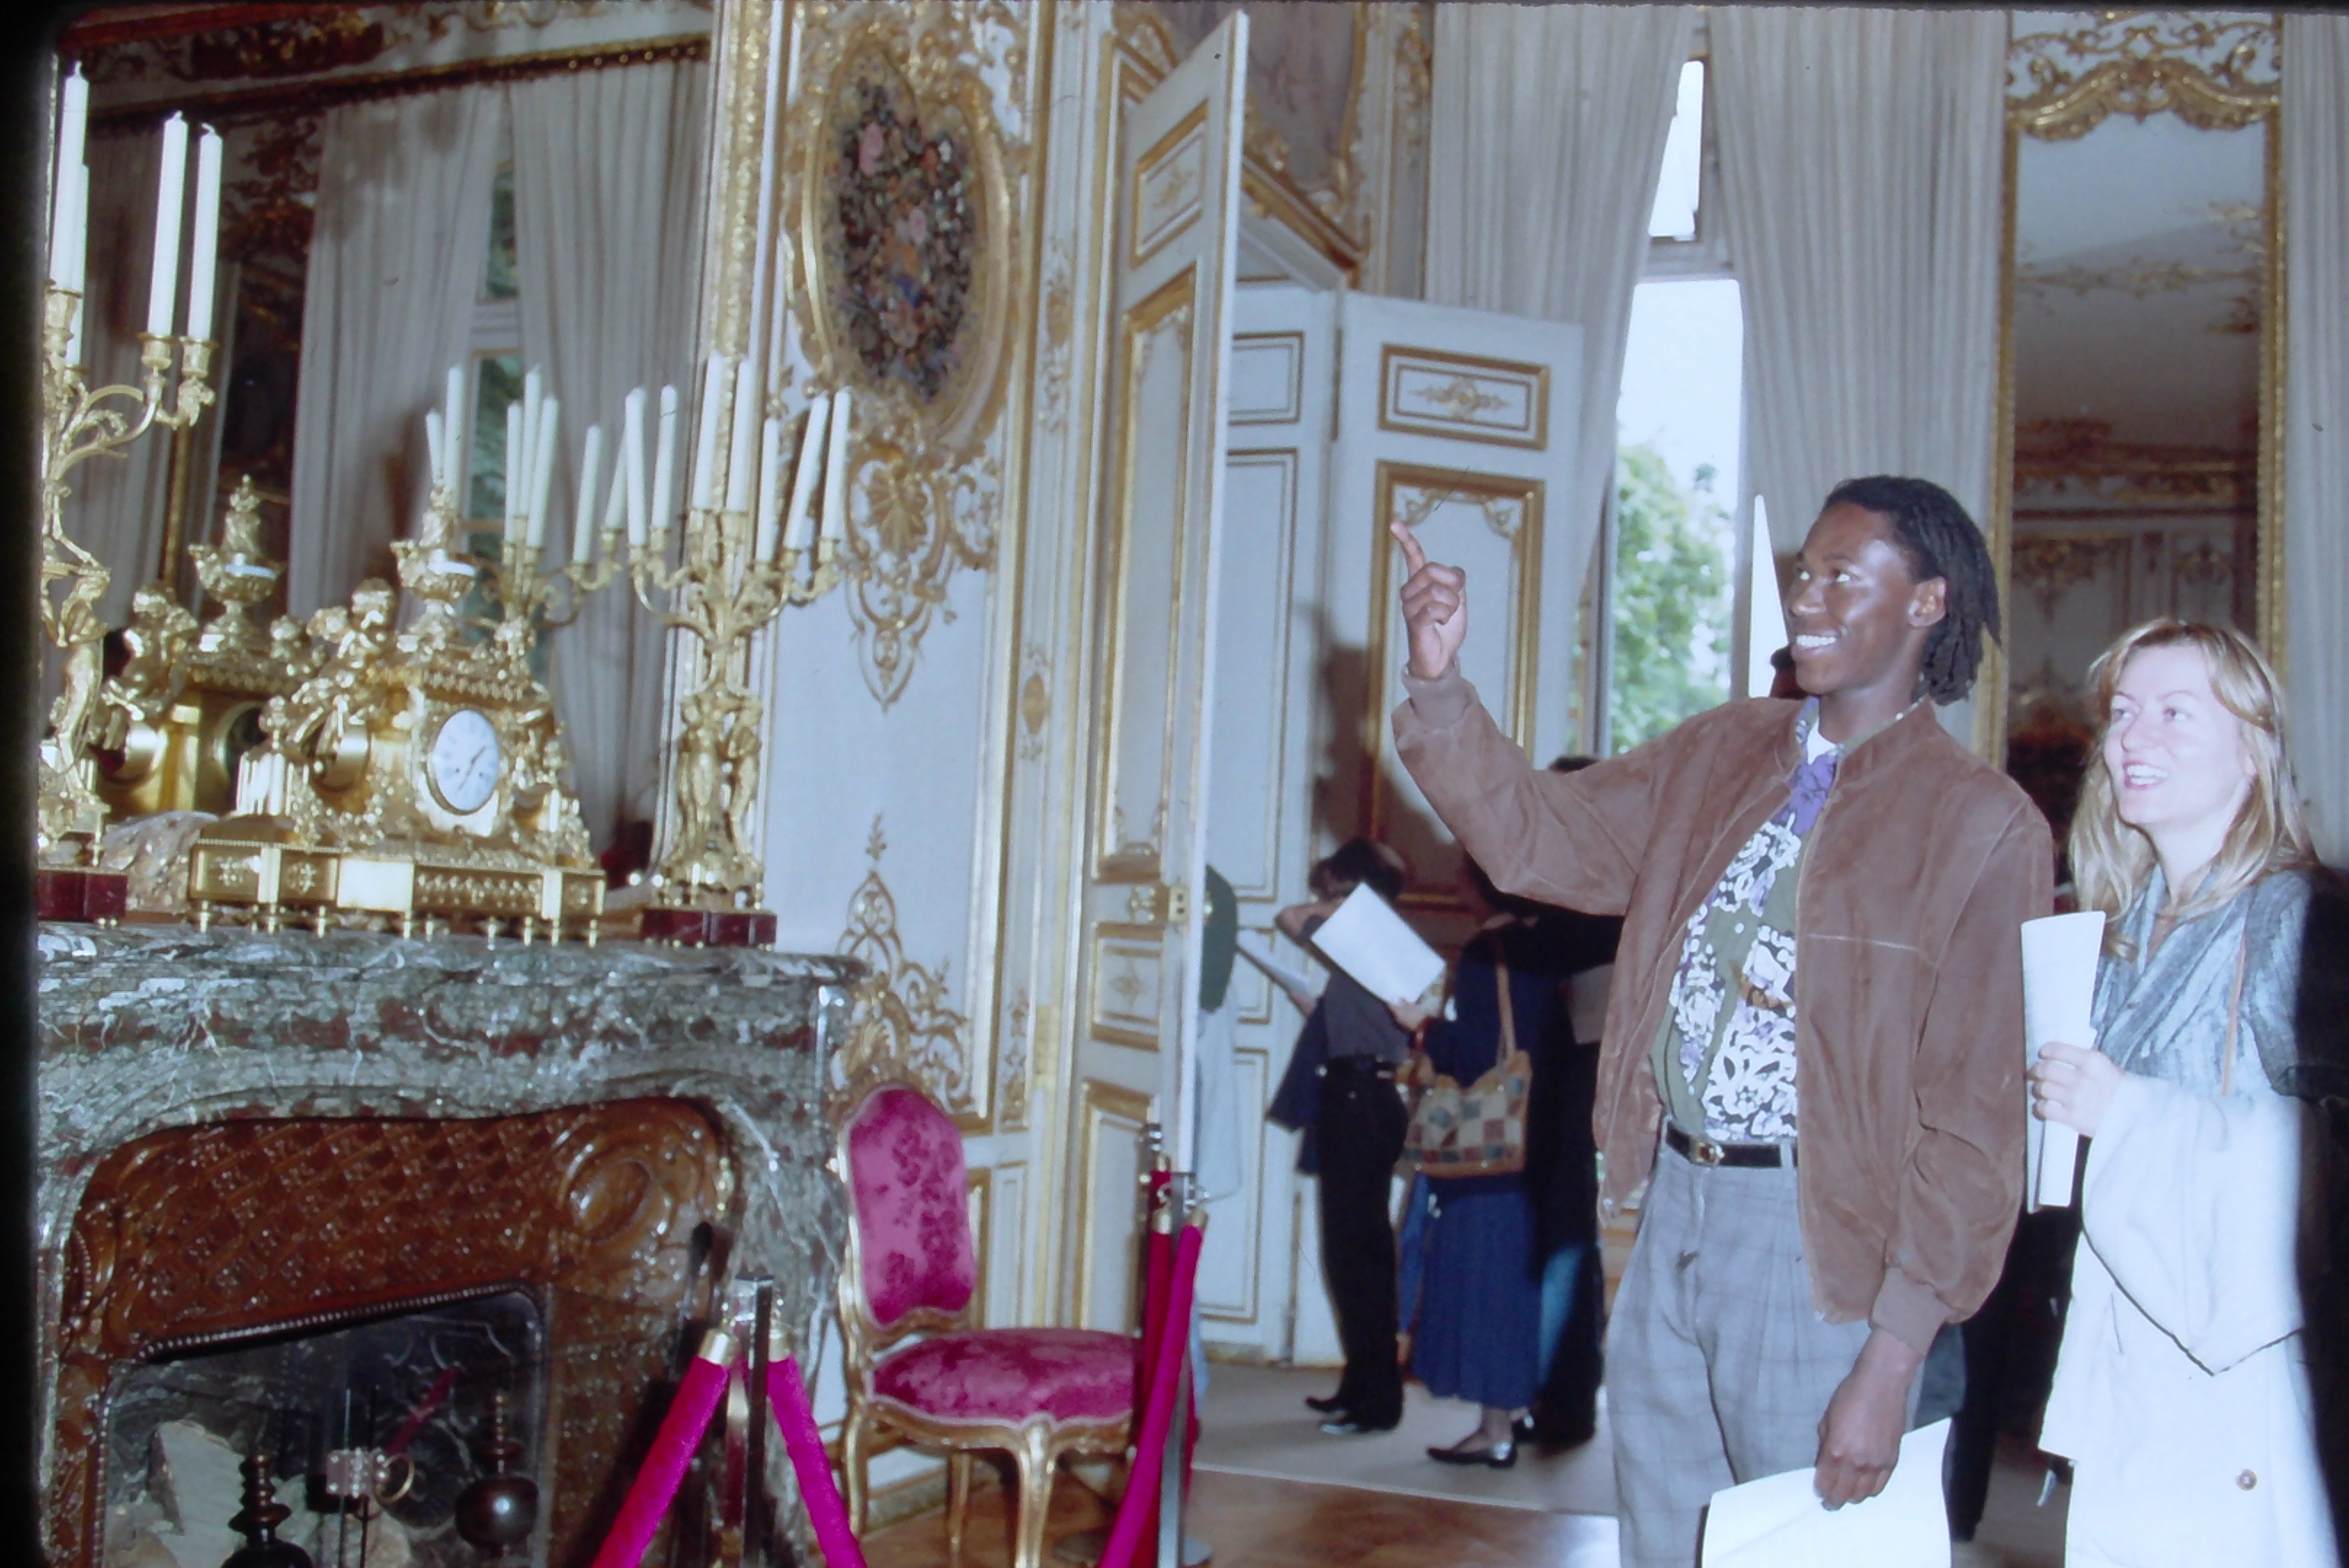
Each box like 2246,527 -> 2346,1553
104,1288 -> 549,1568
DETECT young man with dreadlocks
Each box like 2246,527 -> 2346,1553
1389,476 -> 2050,1568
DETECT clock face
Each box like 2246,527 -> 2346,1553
426,708 -> 502,816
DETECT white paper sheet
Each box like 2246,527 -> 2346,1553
2021,911 -> 2105,1210
1307,884 -> 1446,1007
1235,928 -> 1323,1005
1700,1419 -> 1952,1568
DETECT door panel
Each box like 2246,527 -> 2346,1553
1066,12 -> 1247,1331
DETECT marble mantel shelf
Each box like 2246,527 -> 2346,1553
35,920 -> 862,1552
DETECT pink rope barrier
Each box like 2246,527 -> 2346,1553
589,1330 -> 736,1568
766,1355 -> 871,1568
1099,1221 -> 1205,1568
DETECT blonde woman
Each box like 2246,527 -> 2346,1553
2029,620 -> 2335,1567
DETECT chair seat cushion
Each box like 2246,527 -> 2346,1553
871,1327 -> 1137,1427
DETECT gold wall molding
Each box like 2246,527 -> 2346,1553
1000,990 -> 1032,1130
1071,1077 -> 1153,1329
2008,11 -> 2279,139
2011,533 -> 2130,620
831,816 -> 976,1125
785,1 -> 1030,708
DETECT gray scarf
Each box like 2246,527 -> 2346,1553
2091,868 -> 2310,1099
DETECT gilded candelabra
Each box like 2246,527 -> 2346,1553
625,503 -> 840,909
37,283 -> 216,863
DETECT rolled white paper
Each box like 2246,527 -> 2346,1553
50,68 -> 86,286
691,354 -> 726,511
622,387 -> 649,547
503,400 -> 523,538
426,410 -> 446,490
652,384 -> 680,539
146,114 -> 189,338
781,397 -> 829,554
527,396 -> 559,551
445,365 -> 468,490
573,425 -> 603,566
753,417 -> 785,561
185,127 -> 222,340
2022,910 -> 2106,1210
725,356 -> 760,515
820,388 -> 852,543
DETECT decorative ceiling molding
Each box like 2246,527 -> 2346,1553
2008,11 -> 2279,139
2015,419 -> 2251,513
2016,256 -> 2258,300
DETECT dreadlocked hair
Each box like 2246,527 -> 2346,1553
1822,475 -> 2001,706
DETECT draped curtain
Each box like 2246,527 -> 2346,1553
287,87 -> 500,618
1709,8 -> 2005,741
510,60 -> 711,849
1424,2 -> 1697,603
2284,16 -> 2349,863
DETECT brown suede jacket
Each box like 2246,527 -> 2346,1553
1395,668 -> 2053,1354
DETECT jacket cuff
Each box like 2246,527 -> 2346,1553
1869,1268 -> 1949,1358
1397,662 -> 1477,729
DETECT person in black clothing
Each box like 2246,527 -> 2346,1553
1275,838 -> 1414,1435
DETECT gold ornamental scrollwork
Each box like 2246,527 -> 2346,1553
830,816 -> 974,1123
2008,11 -> 2279,140
788,1 -> 1026,707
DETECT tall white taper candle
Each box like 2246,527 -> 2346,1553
445,365 -> 468,495
603,442 -> 630,538
62,168 -> 87,365
573,425 -> 603,566
652,384 -> 680,539
50,68 -> 86,287
146,114 -> 189,338
725,355 -> 760,514
503,401 -> 523,540
186,127 -> 223,340
691,354 -> 725,511
782,397 -> 828,554
753,417 -> 785,561
820,389 -> 853,543
426,409 -> 446,490
623,387 -> 649,547
527,397 -> 559,551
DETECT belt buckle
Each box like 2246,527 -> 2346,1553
1690,1134 -> 1725,1167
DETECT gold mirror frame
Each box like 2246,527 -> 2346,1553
1980,12 -> 2285,759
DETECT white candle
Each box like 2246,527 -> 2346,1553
49,68 -> 86,287
426,409 -> 446,490
690,355 -> 725,511
503,400 -> 522,540
820,388 -> 853,543
725,355 -> 760,514
445,365 -> 467,491
185,126 -> 222,340
527,396 -> 559,551
782,397 -> 828,554
61,169 -> 87,364
572,424 -> 603,566
520,365 -> 543,518
145,114 -> 189,338
602,437 -> 629,538
623,387 -> 649,547
753,417 -> 785,561
652,384 -> 680,539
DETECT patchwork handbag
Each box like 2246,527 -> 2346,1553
1403,953 -> 1531,1178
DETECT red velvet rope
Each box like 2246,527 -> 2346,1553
1099,1222 -> 1205,1568
589,1334 -> 734,1568
768,1355 -> 870,1568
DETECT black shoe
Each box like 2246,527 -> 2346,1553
1428,1438 -> 1517,1469
1319,1415 -> 1398,1436
1304,1392 -> 1350,1414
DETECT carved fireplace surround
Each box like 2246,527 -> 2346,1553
36,924 -> 859,1567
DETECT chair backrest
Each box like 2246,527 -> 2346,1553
842,1082 -> 976,1333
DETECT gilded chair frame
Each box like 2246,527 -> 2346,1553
832,1079 -> 1132,1568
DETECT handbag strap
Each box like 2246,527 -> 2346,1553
2221,921 -> 2250,1097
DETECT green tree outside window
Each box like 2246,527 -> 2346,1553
1608,442 -> 1732,752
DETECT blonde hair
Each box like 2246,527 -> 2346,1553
2069,619 -> 2313,939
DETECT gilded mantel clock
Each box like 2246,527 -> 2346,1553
189,494 -> 604,937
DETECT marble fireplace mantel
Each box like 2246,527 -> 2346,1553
36,922 -> 860,1566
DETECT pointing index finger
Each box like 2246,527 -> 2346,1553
1390,520 -> 1428,574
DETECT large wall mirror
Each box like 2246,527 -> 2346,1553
1991,11 -> 2281,841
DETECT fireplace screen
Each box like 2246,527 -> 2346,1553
104,1289 -> 548,1568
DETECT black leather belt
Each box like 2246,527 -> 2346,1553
1324,1056 -> 1396,1079
1665,1121 -> 1796,1169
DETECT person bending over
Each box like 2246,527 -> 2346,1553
1389,476 -> 2050,1567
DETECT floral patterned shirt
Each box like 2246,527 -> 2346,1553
1650,701 -> 1841,1142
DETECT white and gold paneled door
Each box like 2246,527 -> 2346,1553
1066,13 -> 1247,1333
1328,295 -> 1585,915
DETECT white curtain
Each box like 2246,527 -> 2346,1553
2284,15 -> 2349,864
1425,2 -> 1697,569
1711,9 -> 2006,552
511,60 -> 710,849
288,87 -> 501,617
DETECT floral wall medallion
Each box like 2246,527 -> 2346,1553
833,76 -> 976,402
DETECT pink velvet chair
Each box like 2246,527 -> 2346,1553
836,1082 -> 1138,1568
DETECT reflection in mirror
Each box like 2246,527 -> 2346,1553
1998,12 -> 2279,848
59,2 -> 713,857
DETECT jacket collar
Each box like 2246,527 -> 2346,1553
1819,699 -> 1953,790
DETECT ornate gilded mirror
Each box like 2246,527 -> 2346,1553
1988,11 -> 2281,827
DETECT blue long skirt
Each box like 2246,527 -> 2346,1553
1409,1186 -> 1544,1410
